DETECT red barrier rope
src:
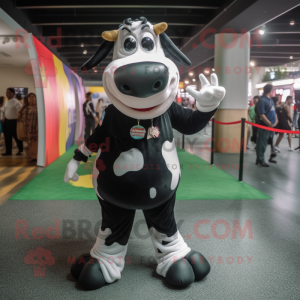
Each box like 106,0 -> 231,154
245,121 -> 300,134
208,118 -> 300,134
214,120 -> 241,125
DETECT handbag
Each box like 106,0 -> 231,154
17,119 -> 27,141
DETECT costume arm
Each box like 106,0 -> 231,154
73,107 -> 111,162
168,102 -> 217,135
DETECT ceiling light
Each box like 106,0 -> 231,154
192,79 -> 196,82
259,29 -> 265,35
290,21 -> 295,26
180,89 -> 184,92
185,80 -> 189,84
94,69 -> 97,73
80,43 -> 84,47
212,68 -> 215,72
83,50 -> 87,54
250,61 -> 255,66
204,70 -> 209,74
259,25 -> 266,35
290,56 -> 293,59
189,72 -> 193,76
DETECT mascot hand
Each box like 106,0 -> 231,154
64,159 -> 80,183
186,73 -> 226,112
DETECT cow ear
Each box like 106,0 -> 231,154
81,41 -> 114,71
160,32 -> 191,66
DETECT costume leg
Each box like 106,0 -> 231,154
71,197 -> 135,290
143,193 -> 210,287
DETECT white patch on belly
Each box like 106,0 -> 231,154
150,187 -> 156,198
162,139 -> 181,190
113,148 -> 144,176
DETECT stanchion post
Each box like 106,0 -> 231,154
182,134 -> 185,150
210,118 -> 215,165
239,118 -> 246,182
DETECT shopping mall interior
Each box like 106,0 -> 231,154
0,1 -> 300,299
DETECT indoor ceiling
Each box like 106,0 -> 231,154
0,18 -> 31,67
14,0 -> 237,81
2,0 -> 300,81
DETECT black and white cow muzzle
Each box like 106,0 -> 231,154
114,62 -> 169,98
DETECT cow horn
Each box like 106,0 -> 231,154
102,30 -> 119,42
153,22 -> 168,35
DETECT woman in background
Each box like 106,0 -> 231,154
274,95 -> 293,152
0,96 -> 5,149
17,93 -> 38,162
294,114 -> 300,151
95,98 -> 103,126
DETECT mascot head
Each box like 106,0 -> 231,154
81,16 -> 191,120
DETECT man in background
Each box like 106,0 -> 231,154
255,84 -> 278,167
1,88 -> 23,156
83,92 -> 96,140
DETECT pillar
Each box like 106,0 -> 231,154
214,32 -> 250,153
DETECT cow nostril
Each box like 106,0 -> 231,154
122,85 -> 131,92
153,80 -> 161,90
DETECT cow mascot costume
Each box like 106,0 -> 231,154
64,17 -> 225,290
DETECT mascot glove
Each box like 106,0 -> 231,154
186,73 -> 226,112
64,158 -> 80,183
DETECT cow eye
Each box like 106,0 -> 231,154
141,37 -> 154,51
124,37 -> 136,52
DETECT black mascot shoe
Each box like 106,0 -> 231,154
78,258 -> 107,290
165,251 -> 210,288
70,253 -> 91,279
184,250 -> 211,281
165,257 -> 195,287
71,255 -> 107,290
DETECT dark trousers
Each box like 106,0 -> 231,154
84,117 -> 95,140
98,193 -> 178,246
3,119 -> 23,154
256,128 -> 272,163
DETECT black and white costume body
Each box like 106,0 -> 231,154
64,17 -> 226,290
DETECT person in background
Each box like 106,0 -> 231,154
1,88 -> 23,156
17,94 -> 38,162
83,92 -> 96,140
0,96 -> 5,148
15,94 -> 23,104
249,95 -> 259,145
267,97 -> 280,163
274,95 -> 293,152
191,101 -> 197,111
292,100 -> 299,138
294,112 -> 300,151
255,84 -> 278,167
95,98 -> 103,126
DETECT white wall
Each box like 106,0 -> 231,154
214,33 -> 250,110
0,66 -> 36,97
251,66 -> 266,99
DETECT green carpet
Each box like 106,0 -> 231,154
10,145 -> 271,200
